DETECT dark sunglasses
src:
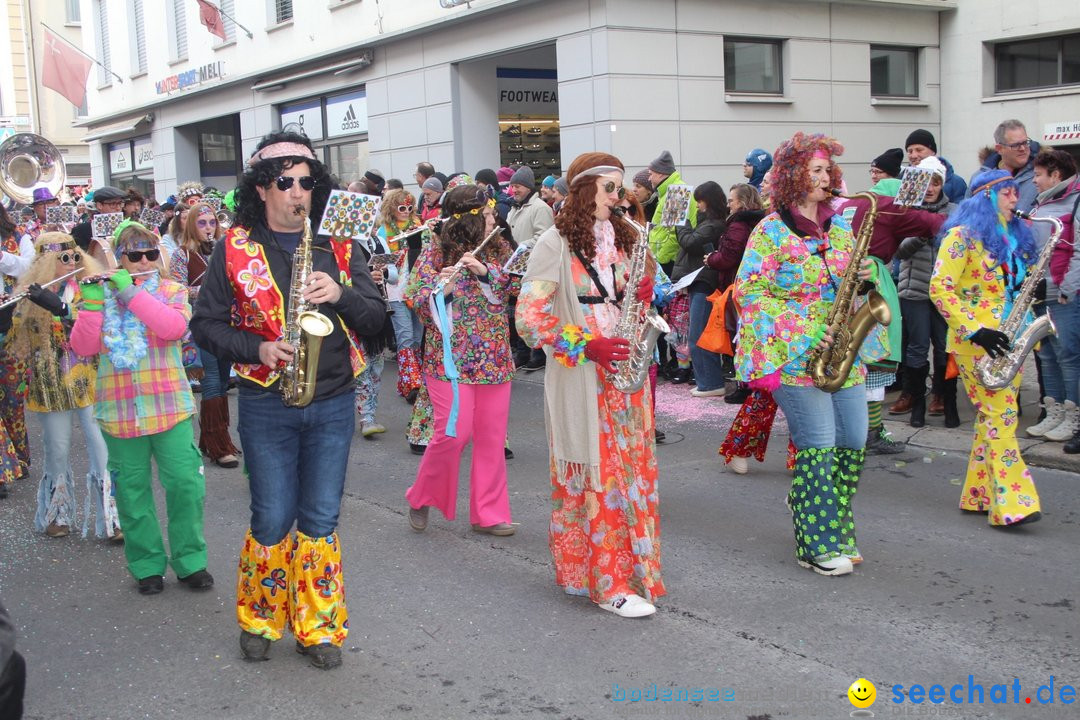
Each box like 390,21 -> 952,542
59,251 -> 82,264
396,204 -> 414,213
274,175 -> 316,192
601,180 -> 626,199
124,249 -> 160,262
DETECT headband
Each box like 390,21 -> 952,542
449,198 -> 495,220
572,165 -> 623,184
247,142 -> 317,167
197,205 -> 215,218
37,241 -> 76,255
971,175 -> 1013,196
812,149 -> 832,160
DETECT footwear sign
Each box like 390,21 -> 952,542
496,68 -> 558,115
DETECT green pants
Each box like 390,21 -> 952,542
102,418 -> 207,580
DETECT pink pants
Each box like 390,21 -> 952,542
405,376 -> 512,526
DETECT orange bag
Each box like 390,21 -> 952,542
697,286 -> 735,355
945,353 -> 959,380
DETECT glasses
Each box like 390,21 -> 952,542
97,200 -> 123,209
195,219 -> 218,228
600,181 -> 626,199
396,204 -> 414,213
124,249 -> 160,262
1001,138 -> 1031,150
274,175 -> 316,192
58,251 -> 82,264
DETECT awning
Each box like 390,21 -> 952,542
82,114 -> 153,143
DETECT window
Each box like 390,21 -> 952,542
130,0 -> 147,75
724,38 -> 782,94
870,46 -> 918,97
274,0 -> 293,24
94,0 -> 111,87
996,32 -> 1080,92
65,0 -> 81,23
171,0 -> 188,61
219,0 -> 236,42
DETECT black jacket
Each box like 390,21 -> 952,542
673,217 -> 725,294
190,222 -> 387,402
71,221 -> 92,252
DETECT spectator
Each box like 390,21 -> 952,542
540,174 -> 557,205
414,162 -> 435,188
552,177 -> 568,214
904,129 -> 968,203
419,177 -> 443,221
968,119 -> 1041,212
633,170 -> 658,220
71,186 -> 124,252
385,178 -> 404,191
476,168 -> 511,221
157,202 -> 175,236
507,165 -> 555,371
742,148 -> 773,190
646,150 -> 698,273
869,148 -> 904,186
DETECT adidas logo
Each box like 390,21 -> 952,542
341,104 -> 361,132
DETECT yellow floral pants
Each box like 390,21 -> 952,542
955,356 -> 1041,526
236,529 -> 349,646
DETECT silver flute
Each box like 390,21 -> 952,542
0,268 -> 83,309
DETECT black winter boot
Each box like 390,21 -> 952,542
942,377 -> 961,428
909,365 -> 929,428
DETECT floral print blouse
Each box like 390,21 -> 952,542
406,244 -> 515,384
733,211 -> 866,388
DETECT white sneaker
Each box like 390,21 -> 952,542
797,554 -> 853,576
599,594 -> 656,618
1027,397 -> 1065,437
728,456 -> 749,474
1044,400 -> 1079,441
690,387 -> 726,398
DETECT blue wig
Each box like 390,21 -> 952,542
939,169 -> 1035,267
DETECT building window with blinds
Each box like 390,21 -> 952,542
129,0 -> 147,75
170,0 -> 188,62
65,0 -> 81,24
219,0 -> 236,42
94,0 -> 111,87
274,0 -> 294,24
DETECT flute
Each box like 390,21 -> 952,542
0,268 -> 84,309
80,270 -> 159,284
433,227 -> 500,295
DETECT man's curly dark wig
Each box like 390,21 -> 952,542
555,152 -> 636,263
234,131 -> 332,230
436,185 -> 508,268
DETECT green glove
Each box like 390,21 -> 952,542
80,281 -> 105,304
108,269 -> 133,293
809,323 -> 828,346
862,258 -> 879,284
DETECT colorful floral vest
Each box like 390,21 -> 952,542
222,226 -> 365,386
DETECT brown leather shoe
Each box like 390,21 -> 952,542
928,394 -> 945,416
45,521 -> 70,538
888,392 -> 913,414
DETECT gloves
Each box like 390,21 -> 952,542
108,269 -> 133,293
809,323 -> 829,348
636,274 -> 655,303
0,301 -> 14,334
79,281 -> 104,304
584,336 -> 630,374
969,328 -> 1011,358
27,284 -> 68,317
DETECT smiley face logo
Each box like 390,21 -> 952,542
848,678 -> 876,708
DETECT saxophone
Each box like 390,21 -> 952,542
279,207 -> 336,408
610,207 -> 671,393
975,211 -> 1064,390
807,191 -> 892,392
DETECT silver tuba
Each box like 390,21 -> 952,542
609,207 -> 670,393
975,211 -> 1064,390
0,133 -> 66,205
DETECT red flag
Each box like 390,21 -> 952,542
41,28 -> 93,108
197,0 -> 227,41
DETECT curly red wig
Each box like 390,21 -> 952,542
769,132 -> 844,210
555,152 -> 637,263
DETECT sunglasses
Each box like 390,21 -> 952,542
274,175 -> 316,192
59,251 -> 82,264
396,204 -> 414,213
600,180 -> 626,199
124,249 -> 160,262
196,219 -> 218,228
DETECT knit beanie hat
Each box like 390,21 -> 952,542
542,174 -> 557,189
496,166 -> 514,184
904,129 -> 937,154
917,156 -> 947,182
648,150 -> 676,175
553,177 -> 569,196
510,165 -> 536,190
633,169 -> 653,192
871,148 -> 905,178
475,168 -> 499,187
422,177 -> 443,193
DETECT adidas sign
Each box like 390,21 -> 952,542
341,104 -> 361,132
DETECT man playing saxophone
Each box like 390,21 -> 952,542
734,133 -> 888,577
190,131 -> 385,669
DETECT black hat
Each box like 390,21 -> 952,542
363,170 -> 385,193
871,148 -> 904,178
904,129 -> 937,154
475,168 -> 498,187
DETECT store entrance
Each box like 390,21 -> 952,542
497,67 -> 560,174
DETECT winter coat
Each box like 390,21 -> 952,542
970,140 -> 1042,213
895,195 -> 954,300
672,217 -> 723,294
507,192 -> 554,247
705,208 -> 766,291
648,171 -> 698,265
1031,175 -> 1080,300
937,155 -> 967,204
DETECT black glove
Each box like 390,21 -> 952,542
0,301 -> 13,334
969,328 -> 1011,358
27,284 -> 68,317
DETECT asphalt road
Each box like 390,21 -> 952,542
1,366 -> 1077,720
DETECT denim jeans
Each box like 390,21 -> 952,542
899,298 -> 948,370
688,290 -> 727,391
774,382 -> 868,450
389,301 -> 423,350
1035,299 -> 1080,405
31,405 -> 110,534
198,345 -> 232,401
237,388 -> 355,545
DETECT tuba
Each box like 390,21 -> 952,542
0,133 -> 65,205
807,191 -> 892,392
975,211 -> 1064,390
279,207 -> 335,408
610,207 -> 670,394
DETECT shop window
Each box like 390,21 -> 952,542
326,141 -> 370,187
996,32 -> 1080,92
724,38 -> 782,94
496,68 -> 560,173
870,46 -> 918,98
94,0 -> 111,87
197,116 -> 242,182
